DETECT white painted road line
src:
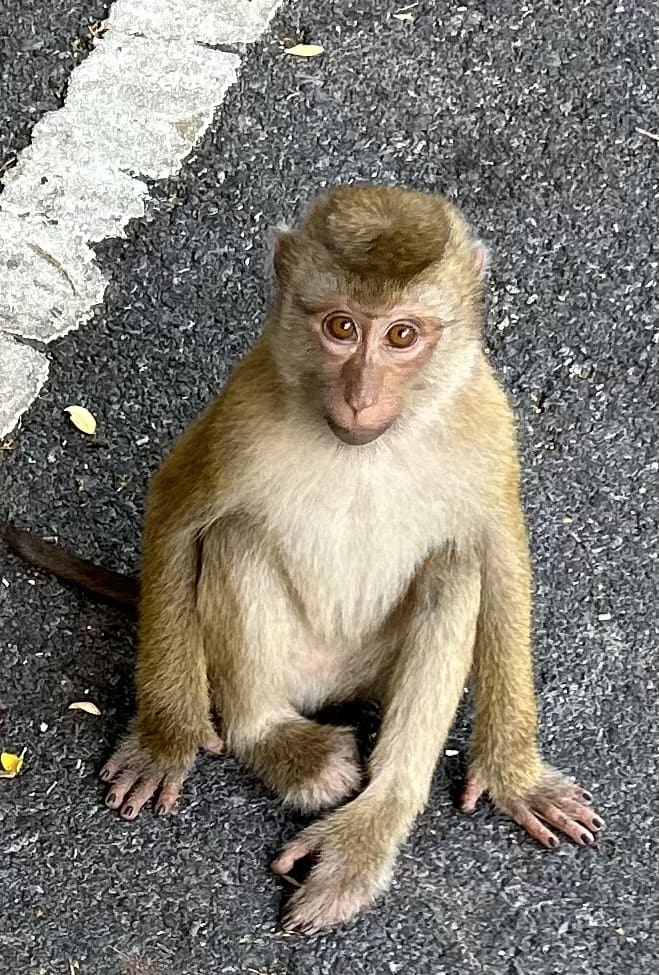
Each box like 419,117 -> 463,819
0,336 -> 50,439
109,0 -> 283,44
0,0 -> 282,440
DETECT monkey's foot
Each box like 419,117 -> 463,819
255,720 -> 361,815
100,730 -> 224,820
460,765 -> 605,848
271,812 -> 391,934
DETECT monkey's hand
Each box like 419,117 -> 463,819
100,729 -> 224,820
271,799 -> 397,934
460,763 -> 604,848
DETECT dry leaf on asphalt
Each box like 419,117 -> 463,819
0,748 -> 26,778
393,12 -> 415,21
69,701 -> 102,716
64,405 -> 97,435
284,43 -> 324,58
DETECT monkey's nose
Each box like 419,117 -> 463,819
346,393 -> 378,416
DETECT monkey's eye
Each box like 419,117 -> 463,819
387,322 -> 418,349
323,314 -> 358,342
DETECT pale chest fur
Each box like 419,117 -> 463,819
243,420 -> 485,646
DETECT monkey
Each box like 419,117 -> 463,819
3,185 -> 604,934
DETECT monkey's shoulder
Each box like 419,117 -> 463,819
151,342 -> 282,484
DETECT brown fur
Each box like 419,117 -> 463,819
5,185 -> 603,933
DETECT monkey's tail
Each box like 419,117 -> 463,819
2,522 -> 139,610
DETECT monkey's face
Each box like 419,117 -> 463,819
270,186 -> 486,443
310,303 -> 443,446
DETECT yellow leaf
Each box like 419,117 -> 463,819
0,748 -> 26,778
284,43 -> 324,58
69,701 -> 102,716
64,405 -> 97,435
393,12 -> 415,21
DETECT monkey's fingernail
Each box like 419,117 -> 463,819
123,805 -> 134,817
106,792 -> 116,805
548,835 -> 560,848
155,804 -> 166,816
581,791 -> 593,802
99,768 -> 111,781
592,817 -> 605,829
581,833 -> 593,845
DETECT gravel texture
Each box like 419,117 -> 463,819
0,1 -> 657,973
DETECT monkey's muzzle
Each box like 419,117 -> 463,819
326,417 -> 392,446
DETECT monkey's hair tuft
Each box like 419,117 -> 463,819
302,184 -> 453,281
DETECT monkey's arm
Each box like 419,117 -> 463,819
462,472 -> 604,846
100,411 -> 227,819
101,346 -> 283,819
271,550 -> 480,934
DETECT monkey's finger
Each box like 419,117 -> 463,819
99,762 -> 116,783
105,770 -> 140,810
155,773 -> 185,816
544,771 -> 593,806
536,803 -> 595,846
271,836 -> 318,875
554,798 -> 605,832
119,776 -> 162,820
459,777 -> 485,813
511,806 -> 560,849
99,739 -> 143,782
99,754 -> 130,782
557,780 -> 592,805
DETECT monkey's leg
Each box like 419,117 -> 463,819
461,507 -> 604,846
200,519 -> 361,815
271,551 -> 479,934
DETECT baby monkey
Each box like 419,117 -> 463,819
5,185 -> 603,933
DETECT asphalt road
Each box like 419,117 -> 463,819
1,1 -> 657,973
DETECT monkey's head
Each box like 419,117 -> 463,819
269,185 -> 486,446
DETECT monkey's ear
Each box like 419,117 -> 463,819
272,231 -> 298,285
472,241 -> 489,276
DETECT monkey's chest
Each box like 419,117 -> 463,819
261,459 -> 448,643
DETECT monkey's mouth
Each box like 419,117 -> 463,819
326,417 -> 391,446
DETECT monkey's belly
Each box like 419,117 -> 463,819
288,633 -> 390,712
282,519 -> 425,638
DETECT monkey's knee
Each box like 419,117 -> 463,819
243,718 -> 362,814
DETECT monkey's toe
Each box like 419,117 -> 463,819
459,775 -> 485,813
271,834 -> 318,877
203,730 -> 225,756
